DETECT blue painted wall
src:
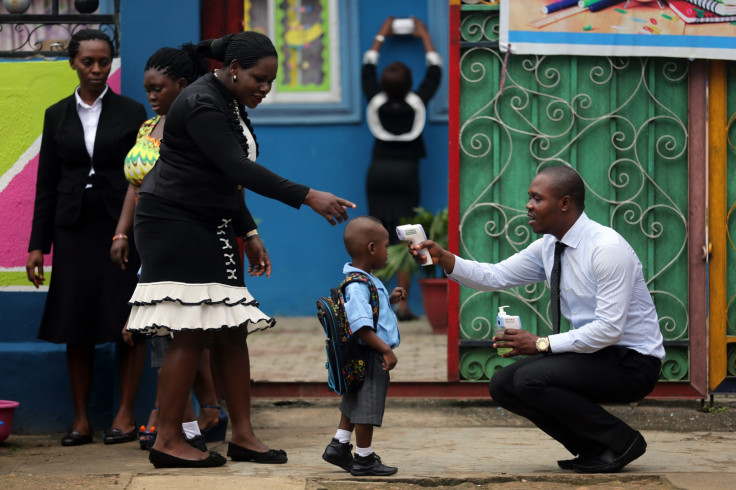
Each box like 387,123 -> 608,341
118,0 -> 449,317
1,0 -> 448,433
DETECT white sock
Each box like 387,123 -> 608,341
355,445 -> 372,457
182,421 -> 200,439
335,429 -> 352,444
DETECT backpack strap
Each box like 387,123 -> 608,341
339,272 -> 379,332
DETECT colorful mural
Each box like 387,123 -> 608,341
0,59 -> 121,288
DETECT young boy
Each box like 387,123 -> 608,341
322,216 -> 406,476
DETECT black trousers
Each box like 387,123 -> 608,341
489,346 -> 661,456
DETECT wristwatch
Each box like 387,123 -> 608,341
535,336 -> 551,353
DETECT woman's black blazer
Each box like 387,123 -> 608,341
28,90 -> 147,253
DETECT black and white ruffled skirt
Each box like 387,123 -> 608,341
126,192 -> 275,337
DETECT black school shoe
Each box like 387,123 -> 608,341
322,438 -> 353,472
573,432 -> 647,473
350,452 -> 398,476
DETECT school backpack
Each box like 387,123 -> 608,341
316,272 -> 379,395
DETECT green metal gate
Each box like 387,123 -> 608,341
452,4 -> 706,397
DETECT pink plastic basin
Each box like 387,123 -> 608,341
0,400 -> 20,443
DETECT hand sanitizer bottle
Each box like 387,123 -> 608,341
495,305 -> 522,356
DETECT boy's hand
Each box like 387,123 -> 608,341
380,349 -> 398,371
389,287 -> 407,305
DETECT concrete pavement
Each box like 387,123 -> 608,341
2,397 -> 736,489
248,315 -> 448,383
2,317 -> 735,488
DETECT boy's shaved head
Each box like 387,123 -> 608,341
344,216 -> 385,258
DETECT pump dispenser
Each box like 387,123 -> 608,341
495,305 -> 522,356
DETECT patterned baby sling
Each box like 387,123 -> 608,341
316,272 -> 379,395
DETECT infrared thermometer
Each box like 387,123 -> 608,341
396,224 -> 432,266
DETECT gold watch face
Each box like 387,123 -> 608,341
536,337 -> 550,352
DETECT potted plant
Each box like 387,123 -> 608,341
375,207 -> 449,334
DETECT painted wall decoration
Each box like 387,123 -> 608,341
244,0 -> 340,104
501,0 -> 736,60
0,59 -> 122,289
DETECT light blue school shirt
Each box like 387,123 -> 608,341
448,213 -> 665,360
342,263 -> 400,349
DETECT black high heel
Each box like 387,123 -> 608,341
139,406 -> 159,450
200,404 -> 228,442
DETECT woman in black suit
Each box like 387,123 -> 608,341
26,29 -> 148,446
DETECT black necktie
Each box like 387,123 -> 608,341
550,241 -> 567,335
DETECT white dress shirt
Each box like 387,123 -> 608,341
75,85 -> 108,186
449,212 -> 665,360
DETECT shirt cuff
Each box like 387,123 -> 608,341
426,51 -> 442,67
351,321 -> 374,333
363,49 -> 379,65
548,332 -> 573,353
446,254 -> 469,281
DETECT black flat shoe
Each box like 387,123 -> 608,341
200,404 -> 229,442
102,426 -> 137,445
61,430 -> 93,446
227,442 -> 288,464
149,448 -> 227,468
573,432 -> 647,473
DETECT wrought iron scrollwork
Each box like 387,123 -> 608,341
0,0 -> 119,58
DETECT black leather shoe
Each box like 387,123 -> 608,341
102,427 -> 137,445
322,438 -> 353,472
61,430 -> 93,446
149,448 -> 227,468
351,452 -> 398,476
227,442 -> 288,464
574,432 -> 647,473
558,450 -> 595,470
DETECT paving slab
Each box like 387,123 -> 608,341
249,316 -> 447,383
2,398 -> 736,489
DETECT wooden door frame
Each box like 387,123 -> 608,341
708,60 -> 729,393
